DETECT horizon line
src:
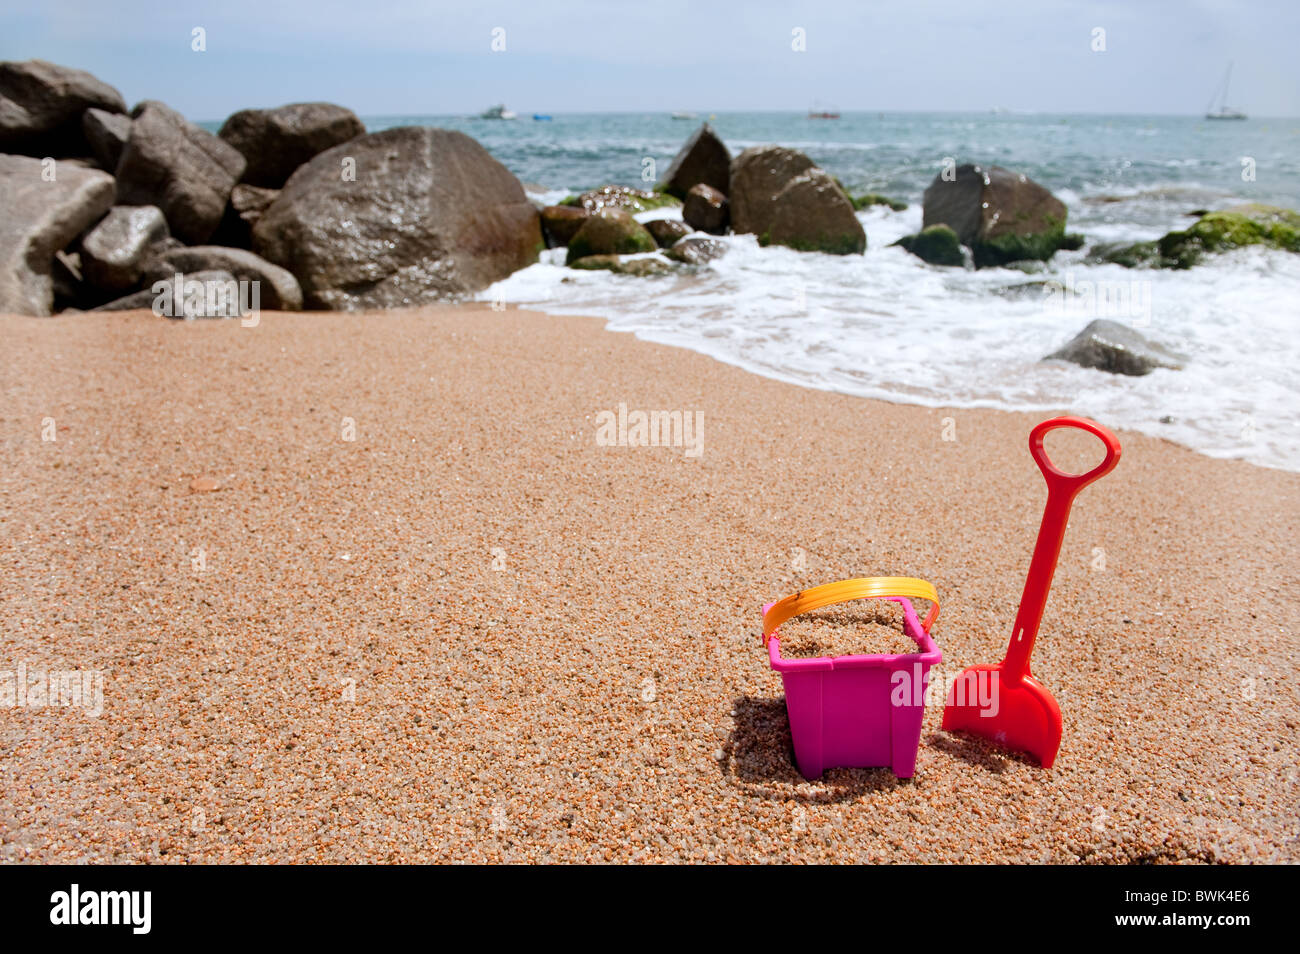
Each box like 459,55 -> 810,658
195,107 -> 1300,124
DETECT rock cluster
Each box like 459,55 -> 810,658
554,128 -> 868,275
903,163 -> 1080,268
1,59 -> 541,316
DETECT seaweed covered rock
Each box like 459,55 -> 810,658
568,253 -> 671,276
1090,205 -> 1300,269
561,185 -> 679,214
658,123 -> 730,199
1156,204 -> 1300,268
0,59 -> 126,157
565,208 -> 657,264
218,102 -> 365,188
1086,240 -> 1164,268
894,224 -> 964,266
1045,319 -> 1186,376
253,126 -> 541,309
728,145 -> 817,236
763,169 -> 865,255
851,192 -> 908,212
682,183 -> 729,234
923,163 -> 1070,267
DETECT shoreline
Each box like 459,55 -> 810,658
2,304 -> 1297,863
481,292 -> 1300,476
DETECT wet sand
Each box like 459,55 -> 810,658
1,305 -> 1296,863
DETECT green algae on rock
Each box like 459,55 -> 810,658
565,208 -> 658,265
1158,204 -> 1300,268
894,224 -> 964,266
761,169 -> 866,255
559,185 -> 681,214
922,163 -> 1074,268
1090,205 -> 1300,269
851,192 -> 908,212
567,253 -> 672,276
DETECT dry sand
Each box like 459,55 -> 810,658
1,304 -> 1296,863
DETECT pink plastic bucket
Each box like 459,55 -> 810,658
763,579 -> 941,780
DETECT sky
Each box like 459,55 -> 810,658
2,0 -> 1298,122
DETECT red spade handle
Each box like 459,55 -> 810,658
1003,417 -> 1121,683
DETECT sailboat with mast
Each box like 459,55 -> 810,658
1205,63 -> 1247,120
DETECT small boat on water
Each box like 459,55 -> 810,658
671,111 -> 697,120
1205,63 -> 1247,120
808,101 -> 840,119
532,114 -> 553,121
479,104 -> 517,120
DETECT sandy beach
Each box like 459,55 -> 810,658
1,304 -> 1296,863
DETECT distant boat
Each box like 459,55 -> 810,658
808,102 -> 840,119
1205,63 -> 1247,120
479,104 -> 517,120
671,111 -> 697,120
532,114 -> 553,121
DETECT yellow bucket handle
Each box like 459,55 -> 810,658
762,577 -> 939,644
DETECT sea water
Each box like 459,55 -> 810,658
333,112 -> 1300,469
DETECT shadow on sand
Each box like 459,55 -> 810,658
721,696 -> 904,803
724,699 -> 1043,799
924,730 -> 1041,773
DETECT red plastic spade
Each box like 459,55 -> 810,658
942,416 -> 1121,767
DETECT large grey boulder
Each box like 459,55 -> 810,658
0,59 -> 126,156
923,163 -> 1071,267
253,126 -> 542,309
1045,319 -> 1185,376
115,100 -> 246,244
728,145 -> 817,237
764,169 -> 865,255
218,102 -> 365,188
140,245 -> 302,311
658,123 -> 730,199
0,155 -> 115,315
82,107 -> 130,170
80,204 -> 170,292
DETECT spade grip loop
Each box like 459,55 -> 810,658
1029,416 -> 1121,500
1006,417 -> 1121,682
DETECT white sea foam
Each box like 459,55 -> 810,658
484,204 -> 1300,472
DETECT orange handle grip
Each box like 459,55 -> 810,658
762,577 -> 940,644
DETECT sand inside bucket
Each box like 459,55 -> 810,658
775,600 -> 924,658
